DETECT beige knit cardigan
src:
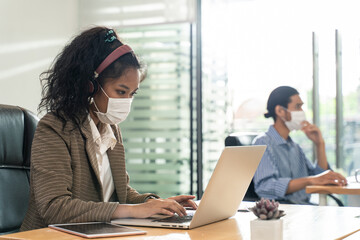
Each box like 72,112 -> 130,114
21,113 -> 156,231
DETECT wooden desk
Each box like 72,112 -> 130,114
2,203 -> 360,240
306,182 -> 360,206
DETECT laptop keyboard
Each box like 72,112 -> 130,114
152,213 -> 194,223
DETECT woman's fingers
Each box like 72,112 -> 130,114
159,208 -> 174,216
182,200 -> 198,209
167,195 -> 197,210
168,195 -> 195,202
132,195 -> 199,218
157,199 -> 187,216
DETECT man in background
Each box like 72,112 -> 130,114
253,86 -> 347,204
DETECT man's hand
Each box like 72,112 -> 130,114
287,170 -> 347,194
309,170 -> 347,186
301,121 -> 324,146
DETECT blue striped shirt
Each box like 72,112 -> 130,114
252,125 -> 325,204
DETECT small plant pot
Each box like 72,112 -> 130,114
250,218 -> 283,240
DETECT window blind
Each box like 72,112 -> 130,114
118,24 -> 192,197
79,0 -> 196,28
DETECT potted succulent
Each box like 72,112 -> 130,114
249,198 -> 285,240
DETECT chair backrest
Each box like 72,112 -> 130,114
224,132 -> 259,201
0,104 -> 38,235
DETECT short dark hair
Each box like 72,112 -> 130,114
264,86 -> 299,121
38,26 -> 145,127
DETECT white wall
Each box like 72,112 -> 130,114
0,0 -> 79,115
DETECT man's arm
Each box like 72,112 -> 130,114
286,170 -> 347,194
315,141 -> 328,170
301,121 -> 328,169
286,177 -> 311,194
286,122 -> 348,194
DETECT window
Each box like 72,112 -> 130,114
203,0 -> 360,205
118,24 -> 193,197
79,0 -> 198,198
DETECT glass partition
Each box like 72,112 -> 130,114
202,0 -> 360,184
118,24 -> 193,198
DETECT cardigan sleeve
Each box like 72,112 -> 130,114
125,173 -> 160,203
30,117 -> 118,225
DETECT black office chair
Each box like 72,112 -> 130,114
225,133 -> 259,201
0,104 -> 39,235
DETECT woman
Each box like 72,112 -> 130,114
21,27 -> 196,231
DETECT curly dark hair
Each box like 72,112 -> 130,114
38,26 -> 145,127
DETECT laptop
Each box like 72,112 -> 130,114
112,145 -> 266,229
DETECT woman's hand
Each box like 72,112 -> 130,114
111,195 -> 198,219
112,198 -> 188,219
167,195 -> 198,210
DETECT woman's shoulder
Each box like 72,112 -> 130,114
38,112 -> 78,134
39,112 -> 67,126
40,112 -> 61,122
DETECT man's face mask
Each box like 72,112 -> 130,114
282,108 -> 306,131
93,86 -> 132,125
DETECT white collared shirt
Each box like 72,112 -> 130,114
88,116 -> 117,202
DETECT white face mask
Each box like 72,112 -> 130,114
283,109 -> 306,131
93,86 -> 132,125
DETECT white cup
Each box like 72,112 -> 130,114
355,169 -> 360,183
